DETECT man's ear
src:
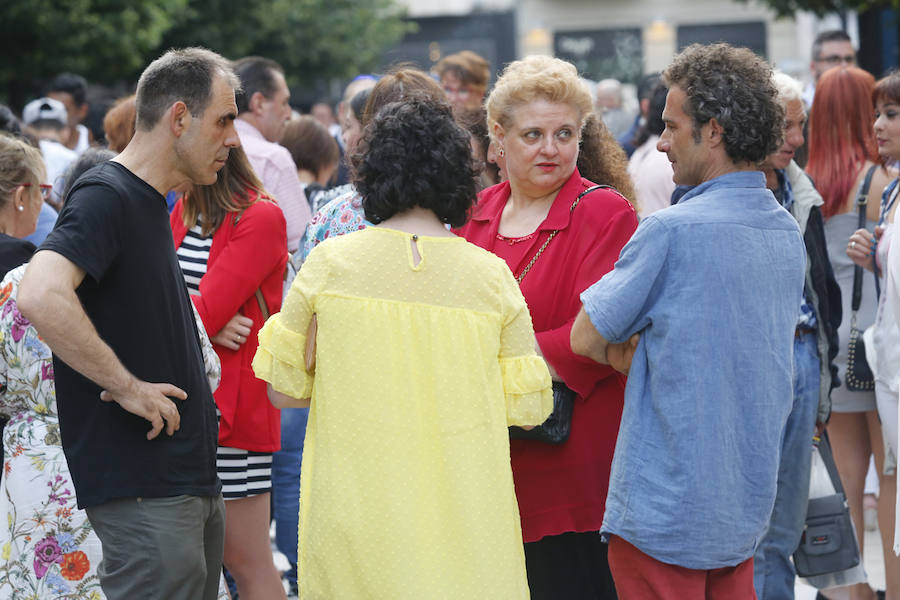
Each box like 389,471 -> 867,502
706,117 -> 724,148
169,101 -> 190,137
249,91 -> 267,116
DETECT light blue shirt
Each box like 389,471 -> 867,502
581,171 -> 806,569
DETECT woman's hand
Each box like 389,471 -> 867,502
212,313 -> 253,350
847,227 -> 881,271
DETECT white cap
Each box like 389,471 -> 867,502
22,97 -> 68,127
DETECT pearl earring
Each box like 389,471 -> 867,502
17,205 -> 24,212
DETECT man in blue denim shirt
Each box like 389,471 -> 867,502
571,43 -> 806,599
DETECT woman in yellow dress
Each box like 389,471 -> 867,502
253,98 -> 552,598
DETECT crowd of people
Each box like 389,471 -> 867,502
0,29 -> 897,600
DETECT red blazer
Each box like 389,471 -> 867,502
171,195 -> 288,452
455,169 -> 638,542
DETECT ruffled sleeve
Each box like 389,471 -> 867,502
501,355 -> 552,426
252,243 -> 329,399
253,316 -> 313,399
496,261 -> 552,426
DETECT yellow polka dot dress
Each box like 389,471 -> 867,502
254,227 -> 552,598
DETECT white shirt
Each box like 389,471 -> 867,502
73,124 -> 90,155
627,135 -> 676,218
38,139 -> 77,201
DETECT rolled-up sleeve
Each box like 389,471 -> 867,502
580,216 -> 669,343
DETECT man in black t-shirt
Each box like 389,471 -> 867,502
18,48 -> 241,600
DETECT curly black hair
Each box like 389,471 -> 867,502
663,43 -> 784,164
352,99 -> 476,228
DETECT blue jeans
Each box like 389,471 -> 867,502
271,407 -> 308,591
753,331 -> 820,599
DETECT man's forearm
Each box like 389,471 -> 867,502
570,306 -> 611,364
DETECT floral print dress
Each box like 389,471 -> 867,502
297,188 -> 368,263
0,265 -> 225,600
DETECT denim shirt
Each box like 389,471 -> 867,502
581,171 -> 806,569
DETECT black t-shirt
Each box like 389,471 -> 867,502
0,234 -> 35,279
40,162 -> 220,508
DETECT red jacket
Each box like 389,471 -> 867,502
455,169 -> 638,542
171,196 -> 288,452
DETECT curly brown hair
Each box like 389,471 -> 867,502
577,113 -> 635,208
663,43 -> 784,164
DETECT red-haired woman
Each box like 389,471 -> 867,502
808,65 -> 896,600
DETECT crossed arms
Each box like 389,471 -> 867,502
570,306 -> 639,375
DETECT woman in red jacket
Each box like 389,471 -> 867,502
171,146 -> 288,600
456,55 -> 637,599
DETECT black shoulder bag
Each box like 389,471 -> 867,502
845,166 -> 877,391
793,431 -> 861,576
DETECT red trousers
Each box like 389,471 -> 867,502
607,535 -> 758,600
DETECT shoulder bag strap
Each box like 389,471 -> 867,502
851,166 -> 877,312
255,289 -> 270,321
232,207 -> 273,321
515,185 -> 612,284
816,430 -> 847,496
873,178 -> 900,300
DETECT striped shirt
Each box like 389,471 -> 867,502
175,220 -> 212,295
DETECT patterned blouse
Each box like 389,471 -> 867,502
297,187 -> 369,265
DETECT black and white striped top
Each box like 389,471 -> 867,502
176,220 -> 213,295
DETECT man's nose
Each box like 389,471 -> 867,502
224,123 -> 240,148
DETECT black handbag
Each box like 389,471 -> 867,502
845,166 -> 877,392
793,432 -> 861,577
507,185 -> 608,445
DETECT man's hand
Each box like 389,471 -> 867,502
100,381 -> 187,440
607,334 -> 640,376
212,313 -> 253,350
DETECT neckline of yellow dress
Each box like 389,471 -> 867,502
369,225 -> 461,242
